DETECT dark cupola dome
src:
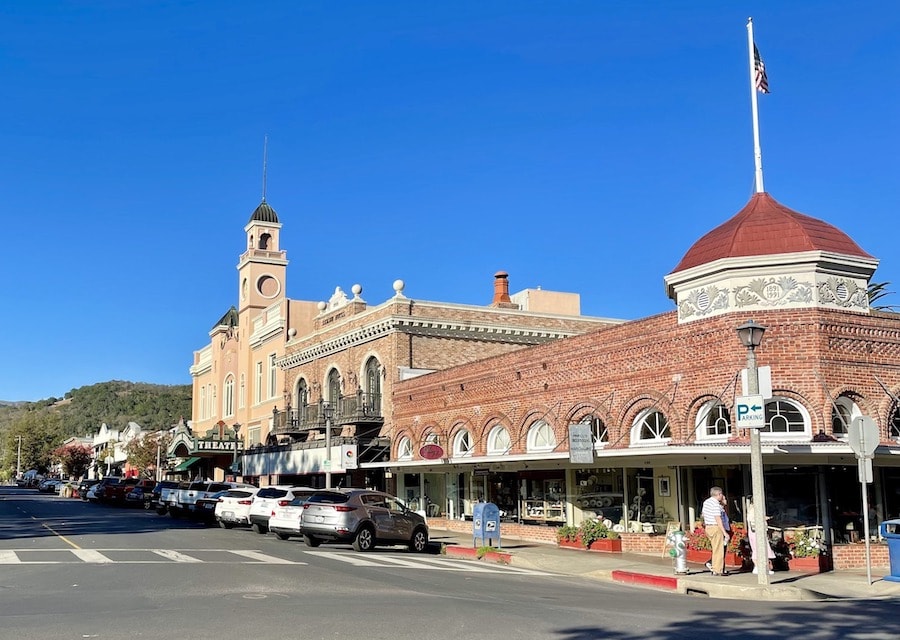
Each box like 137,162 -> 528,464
248,200 -> 279,224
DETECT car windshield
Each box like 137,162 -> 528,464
223,490 -> 254,499
288,493 -> 315,506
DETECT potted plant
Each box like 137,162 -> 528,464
686,521 -> 746,567
556,525 -> 580,549
785,529 -> 830,572
579,518 -> 622,552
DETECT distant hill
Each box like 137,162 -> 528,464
0,380 -> 192,438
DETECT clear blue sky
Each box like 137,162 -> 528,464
2,1 -> 898,402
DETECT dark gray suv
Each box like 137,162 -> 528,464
300,489 -> 429,553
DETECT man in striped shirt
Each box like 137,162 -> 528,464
702,486 -> 730,576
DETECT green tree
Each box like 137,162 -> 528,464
51,444 -> 93,479
123,431 -> 172,478
868,281 -> 898,311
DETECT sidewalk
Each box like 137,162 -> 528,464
430,528 -> 900,601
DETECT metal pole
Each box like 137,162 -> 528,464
325,413 -> 332,489
16,436 -> 22,478
746,17 -> 765,193
747,345 -> 770,586
156,440 -> 161,482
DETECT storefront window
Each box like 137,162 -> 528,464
520,472 -> 565,524
574,468 -> 624,525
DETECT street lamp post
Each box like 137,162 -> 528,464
15,436 -> 22,479
232,423 -> 242,477
737,319 -> 770,587
323,402 -> 334,489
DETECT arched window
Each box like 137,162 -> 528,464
487,425 -> 511,455
259,233 -> 271,250
580,415 -> 609,446
423,432 -> 439,445
327,369 -> 341,407
526,420 -> 557,452
296,379 -> 309,408
397,437 -> 413,461
631,409 -> 671,445
697,401 -> 731,440
223,375 -> 235,418
364,357 -> 382,414
831,396 -> 859,437
762,398 -> 808,435
890,405 -> 900,439
453,430 -> 473,457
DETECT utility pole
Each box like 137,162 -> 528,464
16,436 -> 22,479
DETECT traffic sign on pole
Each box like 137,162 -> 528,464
735,395 -> 765,429
848,416 -> 879,457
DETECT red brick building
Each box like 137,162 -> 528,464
387,193 -> 900,564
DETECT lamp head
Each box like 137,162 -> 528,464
233,423 -> 241,437
736,319 -> 767,349
322,402 -> 334,419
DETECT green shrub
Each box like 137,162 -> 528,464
556,525 -> 579,543
578,518 -> 610,547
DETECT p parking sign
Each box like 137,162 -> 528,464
735,394 -> 765,429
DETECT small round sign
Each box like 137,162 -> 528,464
419,444 -> 445,460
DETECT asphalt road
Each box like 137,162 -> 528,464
0,487 -> 894,640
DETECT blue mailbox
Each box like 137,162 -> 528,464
473,502 -> 502,548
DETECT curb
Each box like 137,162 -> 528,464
611,570 -> 678,591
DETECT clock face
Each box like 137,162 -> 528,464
257,274 -> 280,298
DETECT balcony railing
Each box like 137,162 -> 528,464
272,392 -> 383,436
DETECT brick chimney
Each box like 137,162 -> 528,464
491,271 -> 518,308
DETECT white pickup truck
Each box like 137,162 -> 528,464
168,481 -> 256,518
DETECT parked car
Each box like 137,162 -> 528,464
124,479 -> 161,508
157,481 -> 188,515
91,477 -> 123,503
104,478 -> 156,506
215,487 -> 260,529
249,486 -> 315,534
268,490 -> 318,540
299,489 -> 429,552
172,481 -> 256,518
194,490 -> 230,525
147,480 -> 180,513
38,478 -> 63,493
77,479 -> 100,500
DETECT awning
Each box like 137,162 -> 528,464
172,456 -> 202,472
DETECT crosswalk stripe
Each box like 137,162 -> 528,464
71,549 -> 113,563
151,549 -> 203,563
229,550 -> 301,564
0,550 -> 20,564
303,551 -> 383,567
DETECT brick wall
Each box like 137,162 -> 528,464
832,543 -> 890,569
392,308 -> 900,451
619,533 -> 668,555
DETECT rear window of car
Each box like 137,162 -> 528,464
224,490 -> 254,499
208,483 -> 232,493
153,481 -> 179,491
288,491 -> 316,505
256,488 -> 288,499
305,492 -> 351,505
188,482 -> 210,491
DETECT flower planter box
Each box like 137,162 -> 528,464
686,548 -> 742,568
587,538 -> 623,553
483,551 -> 512,565
789,555 -> 832,573
558,537 -> 623,553
444,545 -> 512,564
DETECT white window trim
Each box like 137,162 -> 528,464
696,400 -> 731,443
761,397 -> 811,439
526,420 -> 557,453
453,430 -> 473,457
397,437 -> 413,461
486,425 -> 512,456
630,408 -> 672,447
831,397 -> 860,440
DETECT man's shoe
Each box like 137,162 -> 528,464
752,567 -> 758,574
705,561 -> 713,571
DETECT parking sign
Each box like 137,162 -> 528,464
735,395 -> 765,429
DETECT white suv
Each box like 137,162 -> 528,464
215,487 -> 260,529
249,486 -> 315,534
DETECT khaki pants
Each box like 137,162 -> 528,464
706,525 -> 725,574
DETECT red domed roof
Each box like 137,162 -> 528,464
671,192 -> 873,273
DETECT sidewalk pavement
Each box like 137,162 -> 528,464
429,528 -> 900,601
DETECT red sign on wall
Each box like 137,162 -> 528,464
419,444 -> 445,460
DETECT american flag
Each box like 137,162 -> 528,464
754,44 -> 769,94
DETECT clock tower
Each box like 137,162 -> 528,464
237,199 -> 288,315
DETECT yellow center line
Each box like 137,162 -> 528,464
40,522 -> 82,550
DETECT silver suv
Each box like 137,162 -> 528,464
299,489 -> 429,552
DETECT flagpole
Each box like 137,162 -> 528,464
747,17 -> 764,193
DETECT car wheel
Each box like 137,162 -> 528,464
409,527 -> 429,553
156,507 -> 167,516
303,535 -> 321,548
169,508 -> 182,519
143,499 -> 152,510
275,532 -> 290,540
252,523 -> 266,534
219,521 -> 234,529
352,525 -> 376,552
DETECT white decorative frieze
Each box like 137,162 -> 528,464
733,276 -> 814,308
817,277 -> 869,310
678,285 -> 729,320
